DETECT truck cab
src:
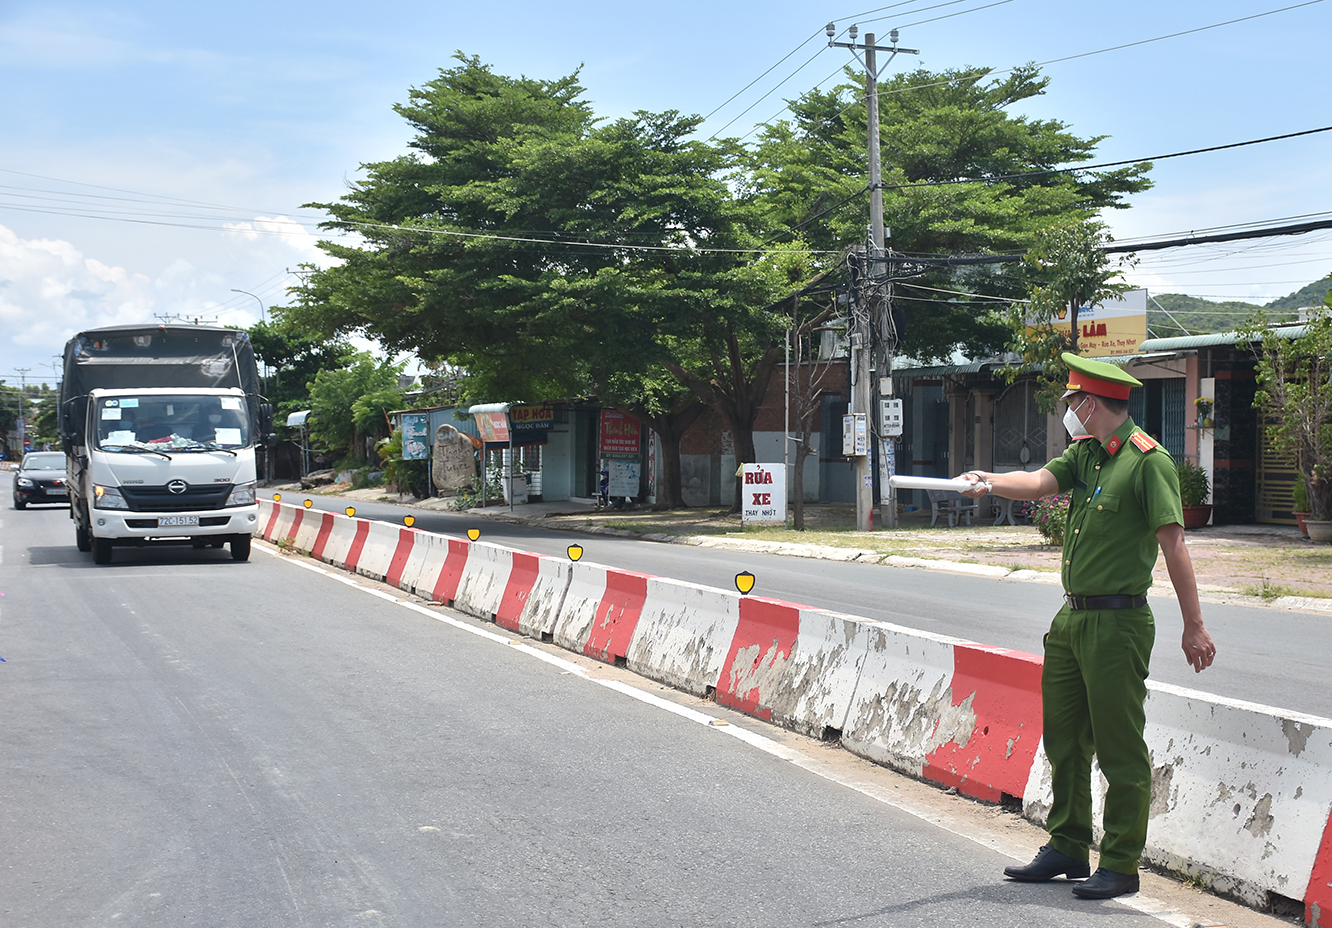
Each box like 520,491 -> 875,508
73,387 -> 260,563
60,324 -> 271,565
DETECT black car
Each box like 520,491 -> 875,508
13,451 -> 69,509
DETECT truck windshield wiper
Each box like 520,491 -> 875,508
103,444 -> 173,460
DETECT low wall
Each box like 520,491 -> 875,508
255,499 -> 1332,923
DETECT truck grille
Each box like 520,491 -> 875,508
120,484 -> 233,512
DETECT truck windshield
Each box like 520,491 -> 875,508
94,395 -> 250,453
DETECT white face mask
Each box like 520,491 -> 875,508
1063,396 -> 1093,439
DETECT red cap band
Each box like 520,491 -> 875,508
1065,373 -> 1132,400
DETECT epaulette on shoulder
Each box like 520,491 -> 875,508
1129,431 -> 1159,453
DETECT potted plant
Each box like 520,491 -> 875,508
1241,297 -> 1332,543
1194,396 -> 1214,427
1293,477 -> 1311,539
1176,457 -> 1212,529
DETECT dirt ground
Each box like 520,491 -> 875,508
541,503 -> 1332,602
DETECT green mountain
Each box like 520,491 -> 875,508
1146,277 -> 1330,336
1264,277 -> 1332,314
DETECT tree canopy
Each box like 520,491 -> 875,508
746,65 -> 1151,362
286,54 -> 1153,503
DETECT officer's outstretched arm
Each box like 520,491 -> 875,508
1157,522 -> 1216,673
957,468 -> 1058,500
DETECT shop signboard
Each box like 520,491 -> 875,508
606,459 -> 640,497
741,463 -> 786,524
473,409 -> 510,444
510,404 -> 554,443
599,409 -> 641,458
400,413 -> 430,460
1025,287 -> 1148,358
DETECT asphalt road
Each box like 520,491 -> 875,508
271,489 -> 1332,720
0,483 -> 1231,928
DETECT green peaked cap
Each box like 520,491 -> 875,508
1060,351 -> 1142,400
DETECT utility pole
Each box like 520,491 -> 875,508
827,24 -> 917,530
13,367 -> 31,452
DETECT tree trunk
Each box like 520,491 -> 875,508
792,442 -> 814,530
665,332 -> 784,513
608,396 -> 706,510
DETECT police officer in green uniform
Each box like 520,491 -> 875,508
958,352 -> 1216,900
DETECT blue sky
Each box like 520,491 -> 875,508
2,0 -> 1330,384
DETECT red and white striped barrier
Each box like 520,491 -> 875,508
715,599 -> 873,740
552,562 -> 654,666
1021,685 -> 1332,915
841,621 -> 1043,804
251,498 -> 1332,923
450,541 -> 515,621
417,537 -> 472,605
623,576 -> 740,698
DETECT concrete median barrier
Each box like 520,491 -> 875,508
623,577 -> 739,698
715,599 -> 873,741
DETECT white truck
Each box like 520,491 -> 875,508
59,324 -> 274,564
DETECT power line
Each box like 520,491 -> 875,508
903,216 -> 1332,267
760,125 -> 1332,240
699,31 -> 825,124
701,1 -> 979,135
871,125 -> 1332,193
730,0 -> 1324,142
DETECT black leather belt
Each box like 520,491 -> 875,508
1064,594 -> 1148,610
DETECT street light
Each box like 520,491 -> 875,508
231,288 -> 265,324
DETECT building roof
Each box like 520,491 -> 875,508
1138,324 -> 1308,352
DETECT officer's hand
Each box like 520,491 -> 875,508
957,472 -> 990,498
1182,625 -> 1216,673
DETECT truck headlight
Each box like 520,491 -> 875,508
226,481 -> 256,507
93,485 -> 129,509
16,476 -> 34,488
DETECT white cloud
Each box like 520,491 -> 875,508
223,215 -> 330,265
0,224 -> 209,381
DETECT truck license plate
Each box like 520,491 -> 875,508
158,516 -> 200,527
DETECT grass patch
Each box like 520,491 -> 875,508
1241,578 -> 1306,601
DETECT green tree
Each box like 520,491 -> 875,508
0,383 -> 56,456
1003,219 -> 1137,412
746,65 -> 1152,362
248,318 -> 354,450
306,353 -> 405,462
1239,290 -> 1332,521
287,54 -> 781,506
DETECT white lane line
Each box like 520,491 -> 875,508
263,546 -> 1198,928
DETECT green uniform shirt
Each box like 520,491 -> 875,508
1043,417 -> 1183,597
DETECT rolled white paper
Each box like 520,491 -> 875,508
887,475 -> 988,492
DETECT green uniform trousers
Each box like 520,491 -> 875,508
1042,603 -> 1155,875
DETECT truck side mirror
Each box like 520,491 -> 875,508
60,397 -> 87,448
259,403 -> 277,447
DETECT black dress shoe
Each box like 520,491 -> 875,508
1071,868 -> 1140,899
1004,845 -> 1091,882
